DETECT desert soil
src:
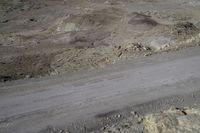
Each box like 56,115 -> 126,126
92,105 -> 200,133
0,0 -> 200,81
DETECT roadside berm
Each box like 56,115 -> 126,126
92,105 -> 200,133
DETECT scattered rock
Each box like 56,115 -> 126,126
29,18 -> 37,22
116,114 -> 121,118
145,36 -> 173,51
25,75 -> 31,78
144,53 -> 152,57
172,22 -> 199,38
92,106 -> 200,133
143,107 -> 200,133
131,111 -> 136,116
1,19 -> 9,23
0,75 -> 12,82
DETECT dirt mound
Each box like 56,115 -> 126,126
128,12 -> 158,27
51,43 -> 151,75
49,7 -> 124,34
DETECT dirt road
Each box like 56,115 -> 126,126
1,0 -> 200,81
1,47 -> 200,133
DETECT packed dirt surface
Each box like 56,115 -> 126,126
1,0 -> 200,81
92,105 -> 200,133
1,47 -> 200,133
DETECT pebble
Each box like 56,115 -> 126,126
117,114 -> 121,118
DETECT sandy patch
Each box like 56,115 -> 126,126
92,106 -> 200,133
144,107 -> 200,133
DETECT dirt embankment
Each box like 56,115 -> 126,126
0,0 -> 200,81
92,105 -> 200,133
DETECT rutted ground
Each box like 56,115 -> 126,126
0,0 -> 200,81
92,105 -> 200,133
